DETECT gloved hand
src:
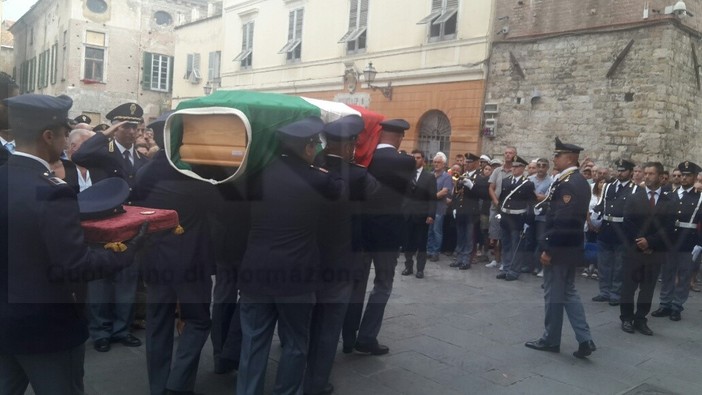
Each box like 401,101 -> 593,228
461,177 -> 474,189
127,222 -> 150,252
523,223 -> 530,233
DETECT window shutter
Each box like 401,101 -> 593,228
194,53 -> 201,72
432,0 -> 443,10
214,51 -> 221,79
208,51 -> 215,81
142,52 -> 153,90
295,9 -> 304,39
288,10 -> 295,40
447,0 -> 458,9
185,53 -> 193,79
248,22 -> 254,49
348,0 -> 358,28
360,0 -> 369,27
168,56 -> 174,92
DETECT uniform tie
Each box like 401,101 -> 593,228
649,191 -> 656,209
123,150 -> 133,172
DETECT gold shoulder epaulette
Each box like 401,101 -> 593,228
310,165 -> 329,173
108,139 -> 115,153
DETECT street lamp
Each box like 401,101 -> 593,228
363,62 -> 393,100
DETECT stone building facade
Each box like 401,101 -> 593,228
484,0 -> 702,168
172,0 -> 493,159
9,0 -> 210,124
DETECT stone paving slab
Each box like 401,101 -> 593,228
28,253 -> 700,395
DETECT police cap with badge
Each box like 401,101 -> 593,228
615,159 -> 635,171
74,114 -> 92,125
4,93 -> 73,133
554,137 -> 584,154
513,155 -> 528,167
465,153 -> 480,162
106,102 -> 144,124
678,161 -> 701,175
277,116 -> 324,144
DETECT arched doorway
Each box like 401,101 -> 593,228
417,109 -> 451,160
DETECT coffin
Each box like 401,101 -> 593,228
163,90 -> 385,184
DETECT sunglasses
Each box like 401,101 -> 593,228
536,163 -> 548,167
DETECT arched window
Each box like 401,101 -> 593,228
87,0 -> 108,13
417,110 -> 451,160
154,11 -> 173,26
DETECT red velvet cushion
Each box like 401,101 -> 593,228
81,205 -> 179,243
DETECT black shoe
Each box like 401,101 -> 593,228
621,321 -> 635,333
415,271 -> 424,279
592,295 -> 609,302
669,311 -> 681,321
524,339 -> 559,353
651,307 -> 671,317
94,338 -> 111,352
449,262 -> 460,268
429,255 -> 439,262
214,357 -> 238,374
116,333 -> 142,347
458,264 -> 471,270
342,345 -> 353,354
304,383 -> 334,395
401,268 -> 413,276
520,268 -> 533,273
634,321 -> 653,336
496,272 -> 507,279
608,300 -> 620,306
354,342 -> 389,355
573,340 -> 595,359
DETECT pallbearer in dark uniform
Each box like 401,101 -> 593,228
133,115 -> 218,395
619,162 -> 671,335
592,159 -> 635,306
525,137 -> 596,359
652,161 -> 702,322
496,155 -> 535,281
401,149 -> 436,278
236,117 -> 342,395
0,94 -> 146,395
305,115 -> 379,395
71,102 -> 149,352
451,153 -> 488,270
345,119 -> 415,356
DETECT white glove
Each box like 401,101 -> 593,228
522,223 -> 530,233
452,209 -> 457,219
693,245 -> 702,263
589,210 -> 603,229
461,177 -> 474,189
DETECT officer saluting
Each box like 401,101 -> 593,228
72,102 -> 148,202
306,115 -> 379,395
0,94 -> 146,394
452,153 -> 489,270
525,137 -> 596,359
652,161 -> 702,322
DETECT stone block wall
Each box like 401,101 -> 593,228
482,21 -> 701,169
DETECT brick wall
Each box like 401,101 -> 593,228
482,22 -> 701,169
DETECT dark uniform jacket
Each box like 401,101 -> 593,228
61,158 -> 80,194
499,174 -> 536,228
316,154 -> 379,287
668,187 -> 702,252
134,151 -> 219,284
71,133 -> 148,202
543,168 -> 591,261
453,169 -> 489,217
364,147 -> 415,250
238,154 -> 342,297
622,186 -> 672,253
403,168 -> 437,222
595,179 -> 635,244
0,147 -> 8,166
0,155 -> 133,355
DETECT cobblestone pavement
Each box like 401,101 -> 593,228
68,253 -> 701,395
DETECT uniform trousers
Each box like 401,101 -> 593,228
454,214 -> 475,265
541,261 -> 592,346
87,262 -> 140,341
596,240 -> 625,302
355,250 -> 398,346
211,263 -> 242,369
660,252 -> 694,312
499,214 -> 524,277
619,250 -> 662,324
403,217 -> 430,272
237,292 -> 315,395
342,253 -> 372,349
0,344 -> 85,395
145,277 -> 212,395
304,282 -> 353,394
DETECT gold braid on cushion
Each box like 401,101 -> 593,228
104,242 -> 128,252
173,225 -> 185,235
